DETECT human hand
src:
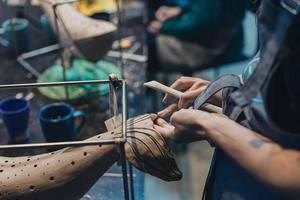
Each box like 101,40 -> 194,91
168,109 -> 210,143
155,6 -> 182,22
148,20 -> 162,34
154,117 -> 175,140
158,77 -> 210,117
155,109 -> 227,144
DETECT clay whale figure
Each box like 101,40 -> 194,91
0,114 -> 182,200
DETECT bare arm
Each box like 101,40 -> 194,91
159,109 -> 300,199
206,114 -> 300,198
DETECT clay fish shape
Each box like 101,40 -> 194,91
0,114 -> 182,200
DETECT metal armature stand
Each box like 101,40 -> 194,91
0,75 -> 134,200
22,0 -> 79,100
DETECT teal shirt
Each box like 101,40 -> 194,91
161,0 -> 222,41
161,0 -> 250,41
160,0 -> 251,61
161,0 -> 250,40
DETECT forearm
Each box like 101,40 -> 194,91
204,116 -> 300,197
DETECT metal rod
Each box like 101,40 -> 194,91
120,143 -> 130,200
129,163 -> 135,200
20,44 -> 60,59
17,57 -> 41,77
120,80 -> 130,200
0,79 -> 122,90
122,80 -> 127,140
17,44 -> 60,78
0,139 -> 120,150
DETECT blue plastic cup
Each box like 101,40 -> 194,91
0,98 -> 30,143
2,18 -> 29,54
39,103 -> 86,142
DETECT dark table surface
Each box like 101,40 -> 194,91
0,2 -> 147,199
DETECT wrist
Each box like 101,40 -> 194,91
196,113 -> 221,142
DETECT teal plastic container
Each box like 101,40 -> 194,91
40,14 -> 57,45
2,18 -> 29,54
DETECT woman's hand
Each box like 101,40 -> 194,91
155,109 -> 221,144
158,76 -> 210,117
154,117 -> 175,139
169,109 -> 211,143
155,6 -> 182,22
148,20 -> 162,34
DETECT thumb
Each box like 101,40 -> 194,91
153,124 -> 175,139
178,89 -> 203,108
155,117 -> 169,127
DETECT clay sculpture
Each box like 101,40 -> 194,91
0,114 -> 182,200
41,1 -> 117,61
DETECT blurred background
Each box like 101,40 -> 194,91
0,0 -> 258,199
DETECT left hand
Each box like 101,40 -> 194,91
169,109 -> 210,143
154,109 -> 212,143
154,117 -> 175,139
148,20 -> 162,34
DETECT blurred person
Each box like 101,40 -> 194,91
148,0 -> 251,71
153,0 -> 300,199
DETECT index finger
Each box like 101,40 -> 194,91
158,103 -> 179,117
162,77 -> 196,103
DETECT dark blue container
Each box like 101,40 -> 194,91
0,98 -> 30,143
39,103 -> 86,142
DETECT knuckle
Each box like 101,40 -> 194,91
170,114 -> 177,123
181,94 -> 189,100
178,76 -> 187,83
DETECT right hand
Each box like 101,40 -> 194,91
155,6 -> 182,22
147,20 -> 162,34
158,77 -> 210,117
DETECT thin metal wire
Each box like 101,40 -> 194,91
122,80 -> 127,141
0,77 -> 130,200
129,163 -> 135,200
120,143 -> 129,200
0,79 -> 122,90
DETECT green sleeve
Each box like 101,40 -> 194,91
160,0 -> 222,41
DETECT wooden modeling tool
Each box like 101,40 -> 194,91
144,81 -> 222,114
